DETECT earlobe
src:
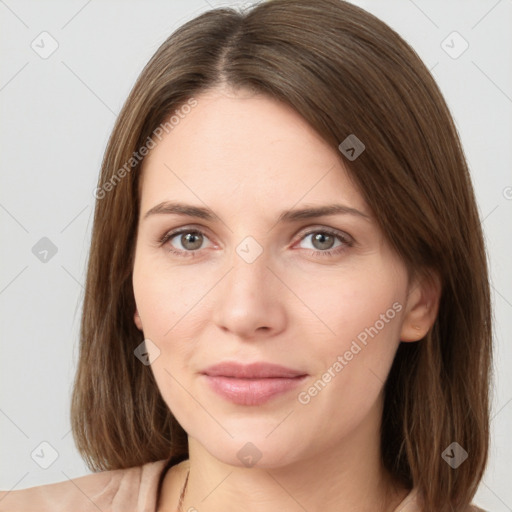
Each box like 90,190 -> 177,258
134,309 -> 143,331
400,271 -> 441,342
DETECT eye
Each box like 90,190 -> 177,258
296,229 -> 353,257
159,228 -> 212,257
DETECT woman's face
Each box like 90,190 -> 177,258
132,87 -> 418,468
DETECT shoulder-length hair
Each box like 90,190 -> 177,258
71,1 -> 492,510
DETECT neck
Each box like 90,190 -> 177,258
170,403 -> 408,512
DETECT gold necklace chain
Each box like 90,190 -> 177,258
176,469 -> 190,512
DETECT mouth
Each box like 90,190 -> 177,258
200,361 -> 308,406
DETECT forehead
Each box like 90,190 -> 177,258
139,88 -> 367,215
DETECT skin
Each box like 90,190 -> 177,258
132,86 -> 440,512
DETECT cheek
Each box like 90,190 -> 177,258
297,266 -> 405,403
297,263 -> 405,346
133,261 -> 207,337
293,303 -> 403,447
132,260 -> 207,397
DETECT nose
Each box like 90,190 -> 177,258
211,244 -> 287,340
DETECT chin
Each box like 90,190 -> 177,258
188,421 -> 310,469
207,440 -> 301,469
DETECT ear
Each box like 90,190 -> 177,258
400,270 -> 441,342
134,308 -> 143,331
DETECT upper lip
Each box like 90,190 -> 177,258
202,362 -> 307,379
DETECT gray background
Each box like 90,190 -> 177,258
0,0 -> 511,510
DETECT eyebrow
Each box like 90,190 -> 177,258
143,201 -> 370,222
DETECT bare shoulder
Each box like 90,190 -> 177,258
0,460 -> 167,512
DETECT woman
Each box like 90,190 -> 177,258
0,0 -> 491,511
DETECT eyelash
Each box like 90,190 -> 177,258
157,226 -> 354,259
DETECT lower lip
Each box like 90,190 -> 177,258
202,375 -> 307,406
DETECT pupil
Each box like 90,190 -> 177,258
183,232 -> 202,250
313,233 -> 334,250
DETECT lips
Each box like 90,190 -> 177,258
201,362 -> 308,406
202,361 -> 307,379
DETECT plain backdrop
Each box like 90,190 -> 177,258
0,0 -> 511,510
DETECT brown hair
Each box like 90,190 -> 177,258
71,1 -> 492,510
